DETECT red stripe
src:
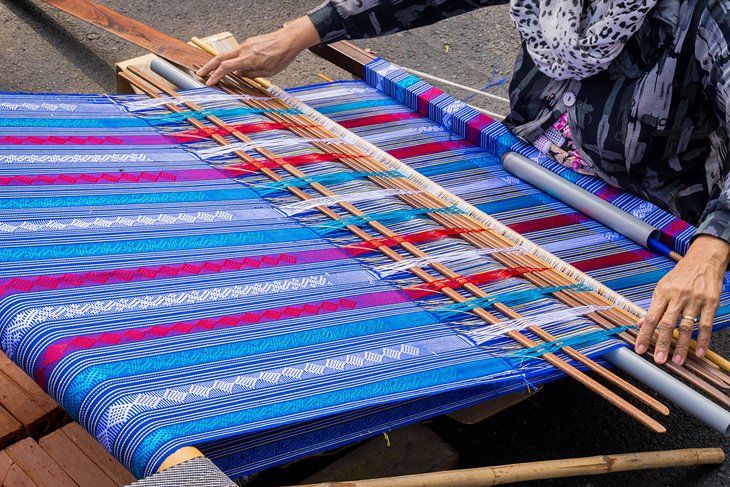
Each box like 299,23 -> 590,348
34,290 -> 408,386
339,112 -> 423,129
404,266 -> 548,299
387,140 -> 474,159
169,121 -> 317,143
573,249 -> 655,272
0,247 -> 349,299
509,212 -> 590,234
221,153 -> 371,175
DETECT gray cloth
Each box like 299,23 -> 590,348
125,457 -> 237,487
309,0 -> 730,245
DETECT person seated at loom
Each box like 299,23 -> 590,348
197,0 -> 730,368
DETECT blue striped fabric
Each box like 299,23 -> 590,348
0,89 -> 625,479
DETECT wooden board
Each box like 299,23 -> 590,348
0,352 -> 67,441
0,427 -> 135,487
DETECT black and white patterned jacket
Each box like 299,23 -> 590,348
309,0 -> 730,244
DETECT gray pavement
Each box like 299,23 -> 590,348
0,1 -> 728,485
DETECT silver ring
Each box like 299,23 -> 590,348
681,315 -> 698,323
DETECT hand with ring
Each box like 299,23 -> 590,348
635,235 -> 729,365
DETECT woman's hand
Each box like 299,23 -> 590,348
635,235 -> 729,365
196,16 -> 321,86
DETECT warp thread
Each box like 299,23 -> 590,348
255,171 -> 403,195
432,283 -> 591,318
313,206 -> 465,236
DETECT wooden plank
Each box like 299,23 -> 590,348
0,371 -> 50,439
40,429 -> 118,487
1,450 -> 38,487
41,0 -> 211,70
0,404 -> 24,450
3,465 -> 39,487
302,424 -> 458,484
62,423 -> 135,485
5,438 -> 76,487
0,354 -> 63,437
309,41 -> 376,78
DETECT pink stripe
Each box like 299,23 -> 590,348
0,135 -> 172,145
0,169 -> 226,186
34,289 -> 410,385
0,248 -> 350,299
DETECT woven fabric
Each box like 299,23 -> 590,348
0,89 -> 624,479
288,78 -> 730,326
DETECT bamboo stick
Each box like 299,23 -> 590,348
121,67 -> 667,432
295,448 -> 725,487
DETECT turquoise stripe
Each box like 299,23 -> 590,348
59,311 -> 440,416
476,195 -> 541,214
317,99 -> 398,115
0,188 -> 255,209
505,326 -> 632,364
131,349 -> 511,477
0,227 -> 310,262
145,107 -> 302,125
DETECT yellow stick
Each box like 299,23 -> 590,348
296,448 -> 724,487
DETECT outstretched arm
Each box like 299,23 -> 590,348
197,0 -> 502,85
635,1 -> 730,365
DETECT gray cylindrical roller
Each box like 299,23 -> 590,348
605,348 -> 730,435
502,152 -> 658,247
150,58 -> 205,90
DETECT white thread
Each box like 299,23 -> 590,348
467,305 -> 613,345
0,102 -> 77,112
373,247 -> 526,278
0,153 -> 151,164
196,137 -> 342,159
280,189 -> 421,216
124,93 -> 270,111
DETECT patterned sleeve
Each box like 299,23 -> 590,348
695,0 -> 730,243
308,0 -> 506,44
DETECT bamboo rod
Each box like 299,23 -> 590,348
295,448 -> 725,487
121,67 -> 667,432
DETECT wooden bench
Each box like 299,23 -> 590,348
0,423 -> 136,487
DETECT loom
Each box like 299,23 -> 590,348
1,1 -> 730,484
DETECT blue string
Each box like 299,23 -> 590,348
145,107 -> 302,125
433,284 -> 591,319
503,325 -> 636,365
313,206 -> 465,235
254,171 -> 403,196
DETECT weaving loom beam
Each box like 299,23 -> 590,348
120,65 -> 668,433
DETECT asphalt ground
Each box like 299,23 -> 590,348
0,1 -> 728,485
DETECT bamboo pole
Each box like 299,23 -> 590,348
295,448 -> 725,487
157,446 -> 204,472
